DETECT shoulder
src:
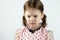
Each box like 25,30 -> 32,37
47,30 -> 54,40
47,30 -> 53,35
16,26 -> 26,34
15,28 -> 21,40
15,26 -> 26,40
16,28 -> 21,34
16,26 -> 25,32
15,27 -> 24,40
15,28 -> 22,37
16,27 -> 25,34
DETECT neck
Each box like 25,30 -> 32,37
28,26 -> 41,33
26,23 -> 42,33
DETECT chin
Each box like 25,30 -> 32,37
30,25 -> 36,27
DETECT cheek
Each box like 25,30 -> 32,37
36,18 -> 41,23
25,17 -> 30,23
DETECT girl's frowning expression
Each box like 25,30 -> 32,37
24,9 -> 44,30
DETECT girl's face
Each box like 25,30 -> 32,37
24,9 -> 44,30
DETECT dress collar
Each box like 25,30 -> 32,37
26,23 -> 42,33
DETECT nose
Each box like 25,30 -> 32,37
30,16 -> 35,22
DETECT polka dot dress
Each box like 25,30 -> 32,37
20,26 -> 47,40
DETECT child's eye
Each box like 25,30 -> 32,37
34,15 -> 37,18
27,15 -> 31,18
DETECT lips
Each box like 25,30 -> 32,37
30,23 -> 36,24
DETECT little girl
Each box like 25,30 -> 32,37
15,0 -> 54,40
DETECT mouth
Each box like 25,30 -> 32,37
30,23 -> 36,24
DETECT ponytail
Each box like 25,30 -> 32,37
41,14 -> 47,28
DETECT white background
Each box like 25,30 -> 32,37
0,0 -> 60,40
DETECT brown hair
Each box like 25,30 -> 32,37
22,0 -> 47,28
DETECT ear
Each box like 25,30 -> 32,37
41,13 -> 44,19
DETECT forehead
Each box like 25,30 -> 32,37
25,9 -> 41,15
